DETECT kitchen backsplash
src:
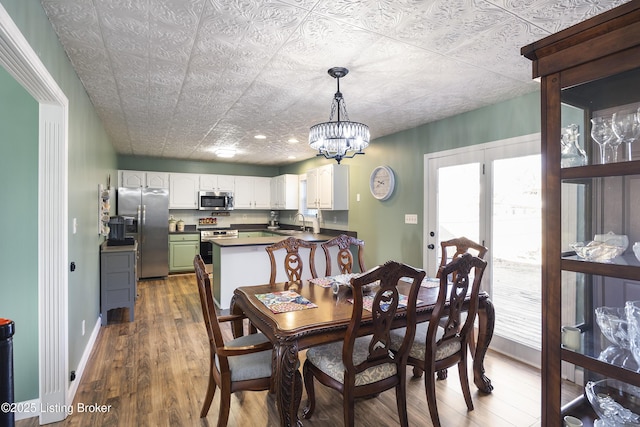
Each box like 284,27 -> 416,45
168,209 -> 349,231
168,210 -> 270,228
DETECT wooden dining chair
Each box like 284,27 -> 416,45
321,234 -> 365,276
390,253 -> 488,427
265,237 -> 318,286
302,261 -> 426,427
436,236 -> 488,279
437,236 -> 488,359
193,254 -> 274,426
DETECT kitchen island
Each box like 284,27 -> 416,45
210,230 -> 348,309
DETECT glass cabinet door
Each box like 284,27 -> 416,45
559,65 -> 640,423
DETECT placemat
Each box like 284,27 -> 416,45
348,294 -> 421,312
421,277 -> 440,288
309,273 -> 359,288
255,290 -> 318,313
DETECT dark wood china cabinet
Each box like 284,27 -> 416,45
522,1 -> 640,425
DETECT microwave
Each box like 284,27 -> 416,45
199,191 -> 234,211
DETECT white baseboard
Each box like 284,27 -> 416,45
67,317 -> 101,404
15,316 -> 102,421
14,317 -> 102,423
13,398 -> 40,421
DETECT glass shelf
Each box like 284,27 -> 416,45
562,255 -> 640,281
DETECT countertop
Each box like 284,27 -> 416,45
169,224 -> 200,235
211,230 -> 335,247
101,240 -> 137,252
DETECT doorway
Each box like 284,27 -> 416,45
0,5 -> 69,423
424,134 -> 542,365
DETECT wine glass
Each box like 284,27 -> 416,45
612,109 -> 640,161
590,116 -> 615,164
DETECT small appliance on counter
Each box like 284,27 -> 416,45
106,216 -> 135,246
267,211 -> 279,230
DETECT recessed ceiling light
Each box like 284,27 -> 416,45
288,155 -> 296,159
215,148 -> 236,158
254,134 -> 267,139
288,138 -> 299,144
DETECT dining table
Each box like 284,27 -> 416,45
229,275 -> 495,427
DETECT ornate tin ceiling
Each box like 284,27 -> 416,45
40,0 -> 628,165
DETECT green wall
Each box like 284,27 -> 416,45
0,66 -> 39,402
1,0 -> 117,401
281,91 -> 542,268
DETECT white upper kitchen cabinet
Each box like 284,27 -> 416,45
199,174 -> 235,192
235,176 -> 271,209
270,174 -> 299,210
306,164 -> 349,210
169,173 -> 199,209
119,170 -> 169,189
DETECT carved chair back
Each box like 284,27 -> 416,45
437,237 -> 488,279
345,261 -> 425,378
320,234 -> 365,276
265,237 -> 318,286
431,253 -> 487,363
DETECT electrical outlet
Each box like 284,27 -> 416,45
405,214 -> 418,224
73,218 -> 77,234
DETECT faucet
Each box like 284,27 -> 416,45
293,212 -> 306,231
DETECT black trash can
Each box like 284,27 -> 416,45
0,318 -> 15,427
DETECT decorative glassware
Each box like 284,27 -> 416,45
612,109 -> 640,161
625,301 -> 640,369
591,116 -> 615,164
596,307 -> 631,349
586,379 -> 640,426
561,124 -> 588,167
570,240 -> 625,262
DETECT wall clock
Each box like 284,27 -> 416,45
369,165 -> 395,201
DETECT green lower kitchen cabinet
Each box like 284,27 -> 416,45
169,233 -> 200,273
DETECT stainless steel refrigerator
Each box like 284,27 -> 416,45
117,187 -> 169,278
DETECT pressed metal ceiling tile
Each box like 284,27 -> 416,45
40,0 -> 630,165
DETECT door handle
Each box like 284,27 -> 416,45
427,244 -> 435,249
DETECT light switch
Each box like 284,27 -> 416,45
73,217 -> 77,234
404,214 -> 418,224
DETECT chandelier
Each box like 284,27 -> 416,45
309,67 -> 370,164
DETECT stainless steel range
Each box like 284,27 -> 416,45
199,229 -> 238,264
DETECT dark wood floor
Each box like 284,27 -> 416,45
17,274 -> 544,426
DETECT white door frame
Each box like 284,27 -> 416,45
0,5 -> 69,424
423,133 -> 542,367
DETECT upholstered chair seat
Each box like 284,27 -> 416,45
305,335 -> 398,386
217,333 -> 273,382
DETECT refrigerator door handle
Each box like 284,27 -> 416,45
142,205 -> 146,225
137,205 -> 142,243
